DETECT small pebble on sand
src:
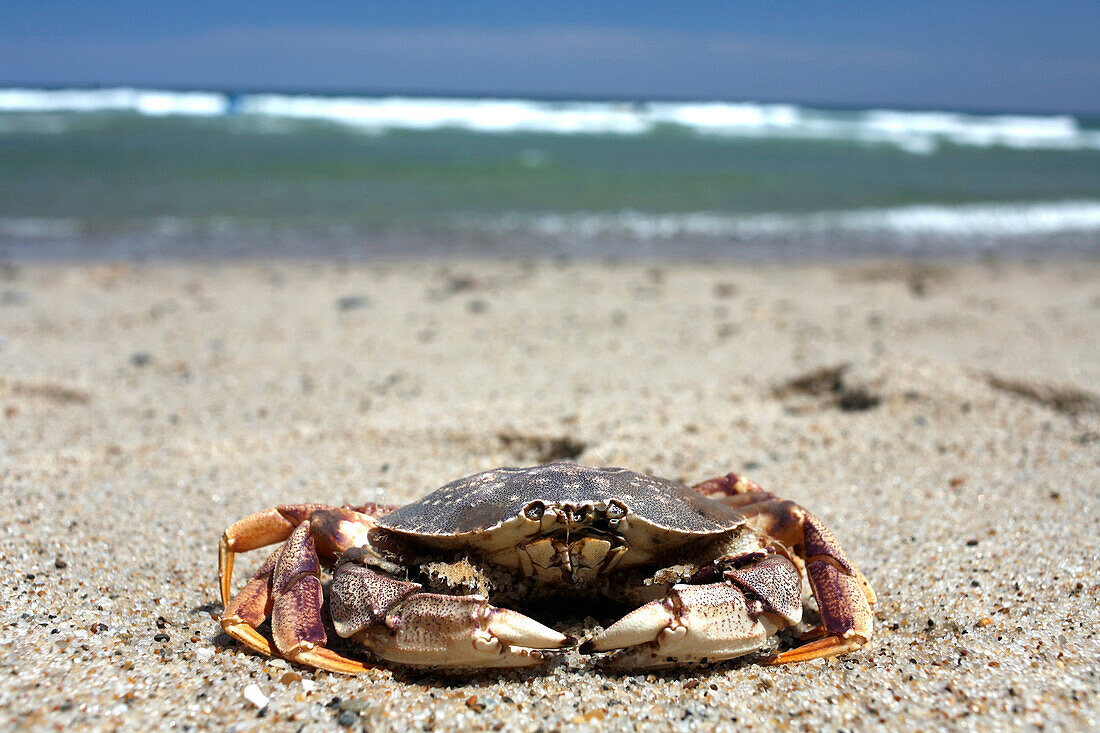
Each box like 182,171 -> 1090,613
243,684 -> 269,710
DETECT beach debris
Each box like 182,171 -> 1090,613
843,262 -> 948,297
774,363 -> 849,398
446,274 -> 479,293
2,378 -> 91,405
836,388 -> 880,412
426,273 -> 484,300
984,373 -> 1100,416
496,431 -> 586,462
129,352 -> 152,367
772,363 -> 881,413
712,282 -> 739,298
217,463 -> 874,673
335,295 -> 369,311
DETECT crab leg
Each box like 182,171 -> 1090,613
267,522 -> 375,673
330,553 -> 573,668
220,503 -> 339,606
218,505 -> 380,673
219,503 -> 386,605
220,549 -> 279,656
694,473 -> 876,663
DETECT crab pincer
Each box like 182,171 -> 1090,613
329,550 -> 573,668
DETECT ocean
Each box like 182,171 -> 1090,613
2,87 -> 1099,260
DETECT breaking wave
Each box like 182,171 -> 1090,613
2,87 -> 1099,154
467,201 -> 1100,242
6,201 -> 1099,243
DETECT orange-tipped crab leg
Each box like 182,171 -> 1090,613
219,503 -> 333,606
220,549 -> 279,657
218,505 -> 381,674
694,473 -> 876,664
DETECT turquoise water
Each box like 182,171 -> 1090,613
2,89 -> 1099,259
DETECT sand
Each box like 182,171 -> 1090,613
0,258 -> 1098,731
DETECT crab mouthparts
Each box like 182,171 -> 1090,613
526,501 -> 627,532
492,502 -> 635,583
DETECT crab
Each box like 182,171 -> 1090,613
218,462 -> 875,672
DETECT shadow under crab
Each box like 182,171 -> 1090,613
218,462 -> 876,673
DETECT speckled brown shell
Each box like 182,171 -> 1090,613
379,462 -> 744,536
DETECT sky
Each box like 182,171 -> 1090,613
2,2 -> 1098,113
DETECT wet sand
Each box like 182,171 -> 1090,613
1,258 -> 1098,731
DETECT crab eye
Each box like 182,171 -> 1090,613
524,502 -> 545,520
605,502 -> 626,519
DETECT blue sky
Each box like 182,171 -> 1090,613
2,2 -> 1098,112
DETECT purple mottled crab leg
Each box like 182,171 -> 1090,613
693,473 -> 876,664
219,502 -> 398,605
219,504 -> 387,674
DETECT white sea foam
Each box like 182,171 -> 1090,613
238,94 -> 652,135
4,202 -> 1099,244
0,88 -> 227,116
473,201 -> 1100,242
1,87 -> 1099,154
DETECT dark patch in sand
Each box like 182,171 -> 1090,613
842,263 -> 949,297
497,433 -> 587,463
336,295 -> 370,311
774,364 -> 848,397
426,273 -> 484,301
836,389 -> 881,412
985,374 -> 1100,416
1,289 -> 29,305
3,379 -> 91,405
772,363 -> 880,413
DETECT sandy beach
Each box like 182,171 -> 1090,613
1,257 -> 1097,731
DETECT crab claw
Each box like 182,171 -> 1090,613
487,607 -> 574,650
583,583 -> 781,669
331,559 -> 572,668
359,593 -> 571,668
581,597 -> 677,653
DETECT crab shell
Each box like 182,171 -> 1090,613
376,462 -> 756,577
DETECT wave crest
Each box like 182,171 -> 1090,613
2,87 -> 1099,154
